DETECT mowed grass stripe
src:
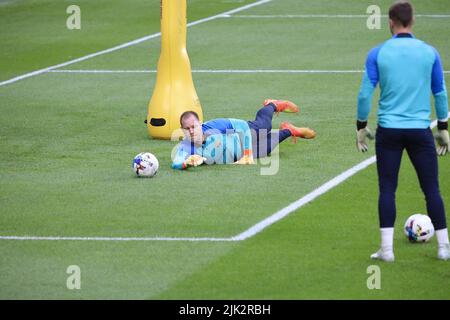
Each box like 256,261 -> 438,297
0,0 -> 272,87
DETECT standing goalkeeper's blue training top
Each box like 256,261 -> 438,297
357,33 -> 448,128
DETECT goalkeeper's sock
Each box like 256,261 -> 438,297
370,227 -> 394,262
436,229 -> 450,260
436,228 -> 449,246
438,244 -> 450,261
380,227 -> 394,254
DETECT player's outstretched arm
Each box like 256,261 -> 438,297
171,146 -> 190,170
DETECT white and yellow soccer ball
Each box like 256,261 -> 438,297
132,152 -> 159,177
404,214 -> 435,243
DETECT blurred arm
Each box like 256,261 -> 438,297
357,47 -> 380,127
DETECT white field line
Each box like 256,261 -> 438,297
1,115 -> 445,243
233,115 -> 445,241
48,69 -> 450,74
0,0 -> 272,88
0,236 -> 233,242
0,158 -> 375,242
224,14 -> 450,19
232,156 -> 376,240
49,70 -> 158,74
49,69 -> 364,74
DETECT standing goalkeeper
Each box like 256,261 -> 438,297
356,1 -> 449,261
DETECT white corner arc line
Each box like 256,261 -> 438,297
0,0 -> 272,88
0,115 -> 446,242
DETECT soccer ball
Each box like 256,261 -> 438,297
404,214 -> 435,243
132,152 -> 159,177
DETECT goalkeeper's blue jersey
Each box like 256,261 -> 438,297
202,118 -> 252,151
171,133 -> 243,170
171,118 -> 251,170
201,118 -> 234,134
357,33 -> 448,129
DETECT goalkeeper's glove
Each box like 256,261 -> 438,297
234,149 -> 255,165
356,120 -> 375,152
435,121 -> 450,156
183,154 -> 206,167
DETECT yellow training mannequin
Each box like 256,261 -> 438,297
147,0 -> 203,139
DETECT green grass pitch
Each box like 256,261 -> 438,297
0,0 -> 449,299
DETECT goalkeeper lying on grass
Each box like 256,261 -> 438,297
171,99 -> 316,170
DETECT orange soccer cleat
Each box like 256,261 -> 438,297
280,121 -> 316,143
263,99 -> 299,114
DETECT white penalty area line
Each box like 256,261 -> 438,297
1,115 -> 446,243
49,69 -> 450,74
233,115 -> 445,241
223,14 -> 450,19
49,69 -> 365,74
0,236 -> 233,242
0,158 -> 375,243
0,0 -> 272,88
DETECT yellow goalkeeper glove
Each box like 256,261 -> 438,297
184,154 -> 206,167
